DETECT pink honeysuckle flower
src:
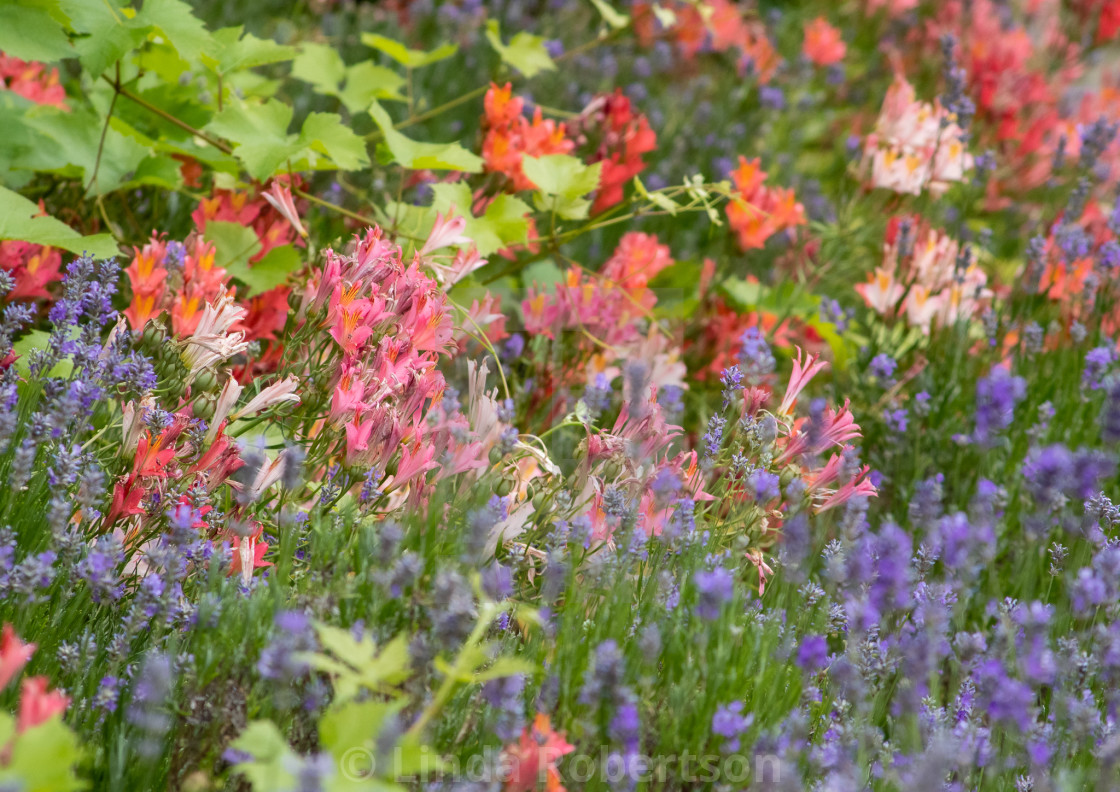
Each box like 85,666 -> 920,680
778,348 -> 829,416
0,624 -> 35,691
261,182 -> 307,238
815,465 -> 878,512
419,206 -> 472,256
17,676 -> 69,733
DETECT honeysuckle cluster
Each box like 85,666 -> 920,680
855,215 -> 992,333
314,226 -> 455,505
862,71 -> 974,197
701,346 -> 876,589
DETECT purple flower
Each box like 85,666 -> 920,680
796,635 -> 830,672
128,651 -> 174,759
258,611 -> 316,682
712,700 -> 753,753
483,674 -> 525,741
746,468 -> 780,503
693,567 -> 734,620
77,536 -> 125,603
884,408 -> 908,433
1101,378 -> 1120,443
1083,346 -> 1116,389
739,327 -> 775,383
870,353 -> 897,383
702,415 -> 727,458
974,366 -> 1026,445
581,640 -> 624,706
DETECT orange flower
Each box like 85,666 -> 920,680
803,17 -> 846,66
503,713 -> 575,792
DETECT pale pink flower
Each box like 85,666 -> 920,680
419,206 -> 471,256
262,182 -> 307,238
778,348 -> 829,416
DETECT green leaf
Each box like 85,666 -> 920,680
429,182 -> 530,257
484,21 -> 555,78
12,330 -> 72,378
308,626 -> 411,704
338,61 -> 406,111
207,99 -> 301,180
0,186 -> 118,258
633,175 -> 678,215
361,33 -> 457,68
291,45 -> 405,112
368,101 -> 482,173
132,0 -> 214,63
0,4 -> 73,62
131,154 -> 184,189
299,112 -> 369,171
521,154 -> 601,220
472,656 -> 538,682
14,107 -> 151,196
589,0 -> 630,29
227,243 -> 301,297
290,42 -> 346,95
521,154 -> 600,198
1,715 -> 85,792
203,220 -> 261,271
320,698 -> 407,761
207,26 -> 296,73
230,721 -> 297,792
57,0 -> 143,77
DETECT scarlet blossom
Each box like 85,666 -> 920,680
803,18 -> 846,66
0,624 -> 35,690
0,239 -> 62,302
579,90 -> 657,214
502,713 -> 574,792
17,676 -> 69,733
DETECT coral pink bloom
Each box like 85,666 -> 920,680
503,713 -> 574,792
17,676 -> 69,733
344,414 -> 376,466
778,401 -> 862,462
778,349 -> 828,416
816,466 -> 878,512
0,624 -> 35,690
387,440 -> 438,492
803,17 -> 846,66
331,374 -> 366,424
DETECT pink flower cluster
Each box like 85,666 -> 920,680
863,73 -> 973,197
319,228 -> 454,499
855,216 -> 992,333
